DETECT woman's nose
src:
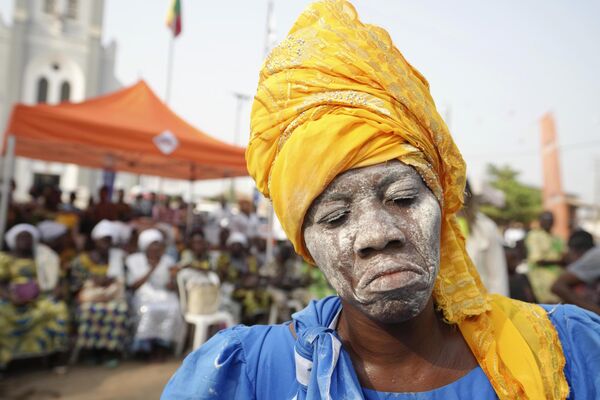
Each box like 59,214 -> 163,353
353,206 -> 406,258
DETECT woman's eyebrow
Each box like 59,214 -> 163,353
378,172 -> 418,191
319,192 -> 351,203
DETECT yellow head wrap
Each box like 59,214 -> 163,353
247,1 -> 568,398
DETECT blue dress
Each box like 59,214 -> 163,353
161,296 -> 600,399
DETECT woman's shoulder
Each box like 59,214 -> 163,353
109,248 -> 126,258
242,322 -> 295,357
125,252 -> 144,263
540,303 -> 600,348
492,296 -> 600,347
0,251 -> 14,264
76,251 -> 94,264
162,323 -> 295,399
541,303 -> 600,326
204,323 -> 295,363
540,304 -> 600,397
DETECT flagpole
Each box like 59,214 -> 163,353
165,34 -> 175,105
162,11 -> 176,194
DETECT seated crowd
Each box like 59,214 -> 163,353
0,185 -> 329,372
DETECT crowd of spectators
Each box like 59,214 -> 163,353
0,183 -> 333,373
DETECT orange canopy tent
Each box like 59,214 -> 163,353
2,80 -> 248,180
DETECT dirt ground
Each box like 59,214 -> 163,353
0,358 -> 182,400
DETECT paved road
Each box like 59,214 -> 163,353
1,359 -> 182,400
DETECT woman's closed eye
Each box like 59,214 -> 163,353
317,208 -> 350,227
385,191 -> 418,207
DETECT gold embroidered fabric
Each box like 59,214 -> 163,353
247,1 -> 568,398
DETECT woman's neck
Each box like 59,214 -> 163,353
91,249 -> 109,264
14,250 -> 34,259
336,297 -> 477,392
337,297 -> 445,365
194,251 -> 206,260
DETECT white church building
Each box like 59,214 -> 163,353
0,0 -> 120,201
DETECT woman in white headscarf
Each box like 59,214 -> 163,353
0,224 -> 68,367
70,220 -> 128,366
126,228 -> 184,357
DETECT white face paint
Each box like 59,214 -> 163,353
303,161 -> 441,323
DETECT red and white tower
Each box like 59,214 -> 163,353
540,112 -> 570,240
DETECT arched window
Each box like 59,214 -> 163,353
37,77 -> 49,103
60,81 -> 71,102
44,0 -> 55,14
67,0 -> 78,19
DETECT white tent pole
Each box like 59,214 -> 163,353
0,135 -> 16,241
186,179 -> 194,237
185,163 -> 196,237
265,199 -> 275,263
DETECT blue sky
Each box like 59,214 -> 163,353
1,1 -> 599,202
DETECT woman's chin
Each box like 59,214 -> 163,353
351,291 -> 432,324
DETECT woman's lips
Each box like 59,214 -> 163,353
366,269 -> 423,292
358,261 -> 424,290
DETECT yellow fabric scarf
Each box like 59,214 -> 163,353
247,1 -> 568,398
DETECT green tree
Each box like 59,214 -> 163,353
479,164 -> 542,226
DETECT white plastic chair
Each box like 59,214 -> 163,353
177,269 -> 236,352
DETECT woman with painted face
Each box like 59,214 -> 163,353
162,1 -> 600,399
0,224 -> 68,368
126,228 -> 184,358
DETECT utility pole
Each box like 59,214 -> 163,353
264,0 -> 277,265
229,92 -> 251,202
233,92 -> 252,146
265,0 -> 276,57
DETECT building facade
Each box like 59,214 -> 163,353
0,0 -> 120,201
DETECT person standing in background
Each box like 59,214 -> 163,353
505,240 -> 537,303
229,198 -> 259,239
60,191 -> 81,214
458,182 -> 509,296
525,211 -> 565,303
92,186 -> 118,224
114,189 -> 133,222
552,230 -> 600,314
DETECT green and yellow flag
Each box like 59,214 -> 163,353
166,0 -> 182,37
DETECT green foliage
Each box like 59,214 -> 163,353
479,164 -> 542,226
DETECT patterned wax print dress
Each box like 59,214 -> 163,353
216,253 -> 271,322
0,252 -> 68,367
70,252 -> 129,352
526,228 -> 565,303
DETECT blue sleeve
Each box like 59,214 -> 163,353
161,326 -> 255,399
545,304 -> 600,399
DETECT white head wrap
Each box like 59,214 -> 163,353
37,220 -> 68,243
226,231 -> 248,247
5,224 -> 40,250
91,220 -> 118,243
138,228 -> 164,252
112,221 -> 133,246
